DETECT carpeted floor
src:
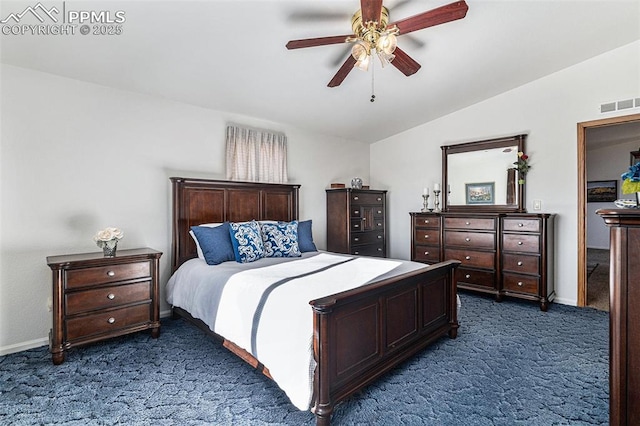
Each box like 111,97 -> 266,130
587,248 -> 610,312
0,293 -> 608,425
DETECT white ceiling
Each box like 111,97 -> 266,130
1,0 -> 639,143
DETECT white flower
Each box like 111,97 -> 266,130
93,227 -> 124,244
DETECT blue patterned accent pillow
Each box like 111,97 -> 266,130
260,220 -> 301,258
229,220 -> 265,263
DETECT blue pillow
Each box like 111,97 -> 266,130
298,220 -> 317,252
229,220 -> 265,263
190,223 -> 235,265
261,221 -> 301,258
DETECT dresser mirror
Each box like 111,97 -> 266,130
442,134 -> 527,212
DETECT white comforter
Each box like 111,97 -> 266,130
166,253 -> 403,410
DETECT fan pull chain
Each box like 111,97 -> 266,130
370,58 -> 376,103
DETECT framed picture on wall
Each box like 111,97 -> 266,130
465,182 -> 495,204
587,180 -> 618,202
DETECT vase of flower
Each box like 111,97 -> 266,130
511,152 -> 530,185
94,227 -> 124,257
621,163 -> 640,207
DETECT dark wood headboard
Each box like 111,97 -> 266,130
170,177 -> 300,272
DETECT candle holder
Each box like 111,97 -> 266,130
421,194 -> 430,212
433,189 -> 441,212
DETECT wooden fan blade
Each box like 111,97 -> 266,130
328,56 -> 357,87
361,0 -> 383,24
286,34 -> 354,50
391,47 -> 421,76
389,0 -> 468,36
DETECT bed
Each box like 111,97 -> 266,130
168,177 -> 460,425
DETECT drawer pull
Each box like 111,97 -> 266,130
465,274 -> 471,279
354,251 -> 359,255
377,197 -> 382,201
424,219 -> 430,224
377,248 -> 382,251
107,271 -> 115,277
362,217 -> 366,221
465,222 -> 470,226
465,237 -> 471,242
353,196 -> 359,200
424,235 -> 429,239
517,241 -> 523,245
377,235 -> 382,239
354,224 -> 360,228
377,223 -> 382,226
465,256 -> 471,260
424,251 -> 430,255
518,223 -> 524,227
107,317 -> 116,324
377,210 -> 382,214
517,261 -> 523,266
354,237 -> 360,242
107,293 -> 115,300
517,281 -> 524,287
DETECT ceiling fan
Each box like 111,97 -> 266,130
286,0 -> 469,88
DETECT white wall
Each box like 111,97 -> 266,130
0,64 -> 370,353
370,40 -> 640,306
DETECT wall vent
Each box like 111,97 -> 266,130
600,96 -> 640,114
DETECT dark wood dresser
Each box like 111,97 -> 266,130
327,188 -> 387,257
47,247 -> 162,364
410,212 -> 555,310
597,209 -> 640,426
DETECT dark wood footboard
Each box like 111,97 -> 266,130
310,260 -> 460,425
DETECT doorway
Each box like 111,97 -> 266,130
577,113 -> 640,306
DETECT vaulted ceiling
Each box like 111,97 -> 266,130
1,0 -> 639,143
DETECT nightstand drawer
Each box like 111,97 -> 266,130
351,243 -> 385,257
503,253 -> 539,274
414,245 -> 440,263
351,231 -> 384,245
503,273 -> 539,295
66,303 -> 151,341
502,234 -> 539,253
413,215 -> 441,229
66,261 -> 151,289
66,281 -> 152,315
456,268 -> 495,288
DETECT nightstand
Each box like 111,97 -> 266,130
47,248 -> 162,365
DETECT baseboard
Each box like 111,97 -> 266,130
1,309 -> 176,357
553,296 -> 577,306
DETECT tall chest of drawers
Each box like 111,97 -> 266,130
47,248 -> 162,364
327,188 -> 387,257
410,212 -> 555,310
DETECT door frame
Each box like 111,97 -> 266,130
577,113 -> 640,306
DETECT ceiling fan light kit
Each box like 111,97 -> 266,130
286,0 -> 469,88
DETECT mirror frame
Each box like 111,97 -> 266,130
442,134 -> 527,213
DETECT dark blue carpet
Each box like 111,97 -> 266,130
0,293 -> 608,425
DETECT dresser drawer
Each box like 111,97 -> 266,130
66,303 -> 151,341
415,229 -> 440,245
502,218 -> 541,233
351,231 -> 384,246
351,206 -> 384,218
445,231 -> 495,249
65,281 -> 152,315
413,215 -> 441,229
445,248 -> 495,269
444,217 -> 496,231
66,261 -> 151,289
503,273 -> 539,295
351,192 -> 384,205
503,253 -> 539,275
413,245 -> 440,263
351,243 -> 385,257
502,234 -> 540,253
456,268 -> 495,288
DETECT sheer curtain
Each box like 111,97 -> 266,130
225,124 -> 288,183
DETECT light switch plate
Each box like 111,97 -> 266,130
533,199 -> 542,210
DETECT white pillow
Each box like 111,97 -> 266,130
189,223 -> 222,259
